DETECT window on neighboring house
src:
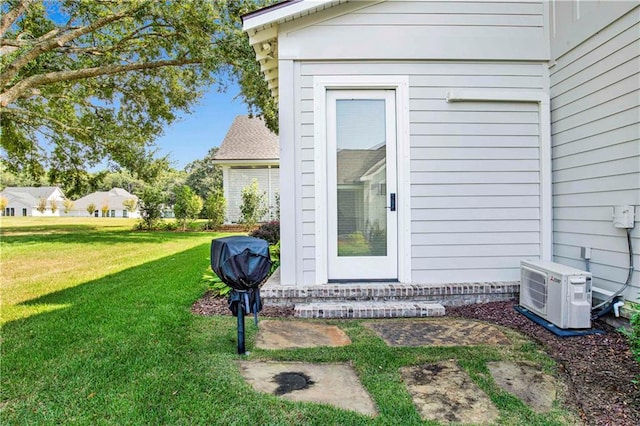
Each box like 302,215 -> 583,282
94,210 -> 99,217
10,208 -> 15,216
22,208 -> 27,216
111,210 -> 115,218
123,209 -> 128,218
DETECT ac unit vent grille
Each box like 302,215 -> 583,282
522,267 -> 547,313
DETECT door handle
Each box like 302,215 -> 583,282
386,193 -> 396,212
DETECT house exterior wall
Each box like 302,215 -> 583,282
269,0 -> 552,286
223,165 -> 280,223
290,61 -> 548,285
549,3 -> 640,302
1,187 -> 65,217
277,0 -> 549,61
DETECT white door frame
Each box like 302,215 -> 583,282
314,75 -> 411,284
326,89 -> 397,280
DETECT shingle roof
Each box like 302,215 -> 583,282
1,186 -> 63,200
73,188 -> 137,210
213,115 -> 279,161
336,147 -> 386,185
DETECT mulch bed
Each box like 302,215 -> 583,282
192,294 -> 639,425
448,301 -> 639,426
191,290 -> 295,318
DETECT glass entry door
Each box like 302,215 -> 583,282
327,90 -> 398,280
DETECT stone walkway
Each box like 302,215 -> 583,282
239,318 -> 560,422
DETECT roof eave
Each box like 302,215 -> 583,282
242,0 -> 336,33
211,159 -> 279,165
242,0 -> 346,100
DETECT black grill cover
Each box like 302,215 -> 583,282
210,236 -> 272,291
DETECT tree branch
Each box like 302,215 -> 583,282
0,4 -> 144,88
0,0 -> 34,39
0,58 -> 200,107
2,106 -> 92,135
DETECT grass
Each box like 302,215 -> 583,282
1,218 -> 578,425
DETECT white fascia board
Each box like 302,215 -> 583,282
242,0 -> 337,32
210,159 -> 279,166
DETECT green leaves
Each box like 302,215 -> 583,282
1,0 -> 277,191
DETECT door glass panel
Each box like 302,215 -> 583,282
335,99 -> 387,257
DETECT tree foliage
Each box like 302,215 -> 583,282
122,198 -> 136,212
173,185 -> 202,230
184,147 -> 222,200
203,188 -> 226,230
1,0 -> 277,191
238,178 -> 267,229
137,185 -> 163,230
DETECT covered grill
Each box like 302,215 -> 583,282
211,236 -> 272,354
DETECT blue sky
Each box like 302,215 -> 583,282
154,81 -> 249,170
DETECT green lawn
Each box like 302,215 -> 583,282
1,218 -> 577,425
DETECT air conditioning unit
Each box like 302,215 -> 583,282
520,260 -> 592,329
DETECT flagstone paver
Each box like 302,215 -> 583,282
365,318 -> 511,346
401,360 -> 500,424
239,361 -> 377,416
488,361 -> 557,412
255,320 -> 351,350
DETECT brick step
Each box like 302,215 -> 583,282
294,301 -> 446,319
262,282 -> 519,306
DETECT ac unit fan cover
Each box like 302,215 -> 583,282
523,268 -> 547,311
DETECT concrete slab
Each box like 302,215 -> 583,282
239,361 -> 377,416
255,320 -> 351,350
400,360 -> 500,424
366,318 -> 510,347
488,361 -> 557,412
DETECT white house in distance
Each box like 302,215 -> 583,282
212,115 -> 279,223
69,188 -> 140,218
0,186 -> 66,217
243,1 -> 639,317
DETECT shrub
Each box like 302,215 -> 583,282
159,220 -> 178,231
138,186 -> 164,230
173,185 -> 203,231
269,241 -> 280,275
187,221 -> 205,232
621,301 -> 640,382
200,266 -> 232,297
37,197 -> 47,214
250,220 -> 280,245
239,179 -> 267,230
62,198 -> 74,214
86,202 -> 97,216
203,189 -> 226,230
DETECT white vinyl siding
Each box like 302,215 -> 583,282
279,1 -> 548,61
297,61 -> 545,284
227,167 -> 280,223
550,5 -> 640,301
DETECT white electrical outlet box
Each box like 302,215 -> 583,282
612,205 -> 635,228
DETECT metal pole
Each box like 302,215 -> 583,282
237,299 -> 245,355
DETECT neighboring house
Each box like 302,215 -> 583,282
69,188 -> 140,218
0,186 -> 66,217
243,1 -> 638,307
213,115 -> 279,223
